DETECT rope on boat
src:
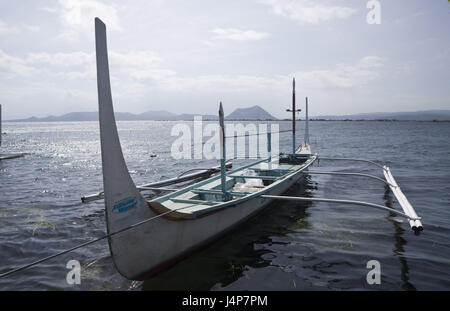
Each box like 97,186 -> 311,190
224,129 -> 294,139
187,129 -> 297,150
317,157 -> 386,169
177,168 -> 216,178
0,203 -> 198,279
176,161 -> 232,178
0,189 -> 420,279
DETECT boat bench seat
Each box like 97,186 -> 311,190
250,163 -> 294,171
229,174 -> 280,180
196,176 -> 234,191
191,188 -> 249,197
170,198 -> 219,205
251,167 -> 292,171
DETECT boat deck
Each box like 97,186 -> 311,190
149,154 -> 316,218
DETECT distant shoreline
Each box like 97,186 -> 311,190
5,107 -> 450,122
4,119 -> 449,122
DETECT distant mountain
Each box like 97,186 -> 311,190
17,112 -> 100,122
8,105 -> 277,122
137,110 -> 178,120
226,105 -> 277,120
9,108 -> 448,122
9,110 -> 218,122
313,110 -> 450,121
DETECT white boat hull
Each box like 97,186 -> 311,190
94,17 -> 316,280
111,164 -> 312,280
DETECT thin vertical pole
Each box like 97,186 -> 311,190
292,78 -> 295,154
267,129 -> 271,162
304,97 -> 309,145
219,102 -> 229,201
0,104 -> 2,147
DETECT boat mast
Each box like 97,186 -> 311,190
286,78 -> 301,153
219,102 -> 230,201
292,78 -> 295,153
304,97 -> 309,146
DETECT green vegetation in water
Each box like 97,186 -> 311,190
81,266 -> 102,281
334,242 -> 354,249
227,262 -> 246,281
81,258 -> 104,281
31,215 -> 57,235
288,218 -> 310,231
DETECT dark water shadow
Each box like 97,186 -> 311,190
142,176 -> 316,290
383,186 -> 416,291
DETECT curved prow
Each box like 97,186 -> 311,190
95,18 -> 150,237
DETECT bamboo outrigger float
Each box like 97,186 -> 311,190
93,18 -> 422,280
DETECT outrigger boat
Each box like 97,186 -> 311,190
95,18 -> 317,280
0,18 -> 423,282
93,18 -> 422,280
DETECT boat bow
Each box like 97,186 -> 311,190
95,17 -> 155,277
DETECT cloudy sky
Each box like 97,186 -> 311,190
0,0 -> 449,119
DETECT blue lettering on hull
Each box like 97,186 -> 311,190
112,196 -> 137,214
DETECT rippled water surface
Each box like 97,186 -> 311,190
0,120 -> 449,290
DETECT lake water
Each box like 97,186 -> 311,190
0,120 -> 449,290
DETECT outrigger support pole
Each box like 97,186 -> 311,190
318,156 -> 385,169
303,170 -> 394,186
261,195 -> 420,221
312,156 -> 423,231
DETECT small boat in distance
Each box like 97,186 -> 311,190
0,104 -> 26,161
94,18 -> 422,280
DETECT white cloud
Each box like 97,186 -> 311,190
26,51 -> 96,80
173,56 -> 381,93
0,20 -> 19,35
40,7 -> 58,13
259,0 -> 357,24
0,50 -> 37,77
151,56 -> 385,92
56,0 -> 122,41
109,51 -> 163,70
27,51 -> 94,67
16,52 -> 383,94
22,25 -> 40,33
25,50 -> 166,81
359,56 -> 385,68
0,19 -> 40,35
0,45 -> 384,117
293,56 -> 385,89
211,28 -> 269,41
